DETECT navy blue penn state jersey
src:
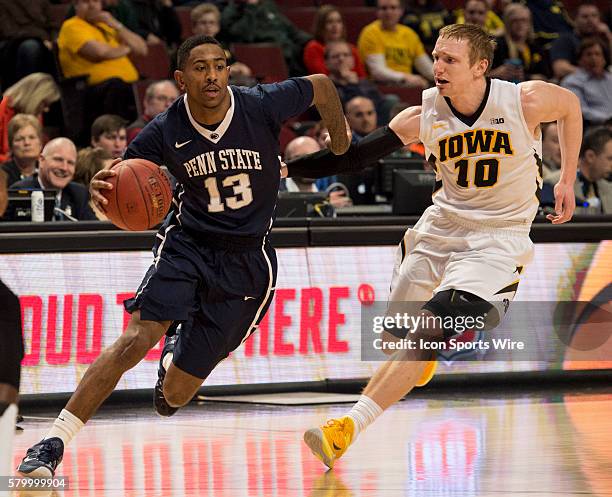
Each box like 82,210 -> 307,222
125,78 -> 314,237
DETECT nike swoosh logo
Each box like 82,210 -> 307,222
175,140 -> 192,149
332,442 -> 342,451
244,296 -> 256,301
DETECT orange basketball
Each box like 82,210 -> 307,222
101,159 -> 172,231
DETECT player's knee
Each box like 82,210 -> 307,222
114,323 -> 157,369
423,289 -> 498,338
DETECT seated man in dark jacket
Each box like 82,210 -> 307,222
11,137 -> 96,221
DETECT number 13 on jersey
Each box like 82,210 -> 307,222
204,173 -> 253,212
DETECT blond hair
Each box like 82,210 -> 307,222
503,3 -> 534,59
7,114 -> 42,147
3,73 -> 60,115
191,3 -> 220,24
439,24 -> 496,72
73,147 -> 112,187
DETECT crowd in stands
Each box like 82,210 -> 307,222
0,0 -> 610,220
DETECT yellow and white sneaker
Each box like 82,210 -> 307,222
304,416 -> 355,469
415,359 -> 437,387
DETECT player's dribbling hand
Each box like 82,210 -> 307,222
546,181 -> 576,224
90,159 -> 121,209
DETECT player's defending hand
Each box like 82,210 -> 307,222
546,180 -> 576,224
324,118 -> 352,152
90,158 -> 121,209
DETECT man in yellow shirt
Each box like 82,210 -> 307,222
358,0 -> 433,88
455,0 -> 505,37
57,0 -> 148,138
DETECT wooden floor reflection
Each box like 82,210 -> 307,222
12,389 -> 612,497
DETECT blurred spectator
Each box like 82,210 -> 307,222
0,0 -> 56,90
358,0 -> 433,87
340,97 -> 379,204
58,0 -> 147,125
0,73 -> 60,163
402,0 -> 453,53
550,3 -> 612,80
11,137 -> 96,221
91,115 -> 128,159
574,127 -> 612,213
303,5 -> 366,78
455,0 -> 505,37
1,115 -> 42,187
127,80 -> 179,143
66,0 -> 177,46
131,0 -> 182,47
191,4 -> 253,84
523,0 -> 573,49
221,0 -> 311,77
325,41 -> 397,125
346,97 -> 378,142
561,38 -> 612,126
73,146 -> 113,220
282,136 -> 351,210
541,122 -> 561,180
490,3 -> 550,82
74,147 -> 113,187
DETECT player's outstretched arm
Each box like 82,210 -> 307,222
305,74 -> 351,155
286,106 -> 421,179
520,81 -> 582,224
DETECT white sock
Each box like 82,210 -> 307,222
44,409 -> 84,447
346,395 -> 383,437
0,403 -> 17,476
162,352 -> 173,371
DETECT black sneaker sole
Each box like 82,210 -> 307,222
154,368 -> 178,417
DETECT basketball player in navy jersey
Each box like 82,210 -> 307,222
286,24 -> 582,469
17,35 -> 350,477
0,170 -> 24,478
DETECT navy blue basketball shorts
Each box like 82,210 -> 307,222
125,226 -> 277,379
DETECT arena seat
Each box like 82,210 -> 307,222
176,7 -> 194,41
231,44 -> 288,83
280,7 -> 317,34
130,42 -> 172,80
377,86 -> 423,106
49,4 -> 71,33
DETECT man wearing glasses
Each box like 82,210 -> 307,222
127,80 -> 180,143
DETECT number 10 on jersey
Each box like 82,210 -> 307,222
454,158 -> 500,188
204,173 -> 253,212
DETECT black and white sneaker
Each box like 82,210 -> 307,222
17,437 -> 64,477
154,334 -> 178,417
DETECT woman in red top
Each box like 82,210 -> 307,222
0,73 -> 59,162
303,5 -> 366,77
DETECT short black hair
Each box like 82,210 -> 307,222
581,126 -> 612,157
177,35 -> 225,71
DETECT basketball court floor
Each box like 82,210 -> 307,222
11,386 -> 612,497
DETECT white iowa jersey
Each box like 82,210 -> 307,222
419,78 -> 543,227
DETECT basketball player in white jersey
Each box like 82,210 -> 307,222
285,24 -> 582,469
